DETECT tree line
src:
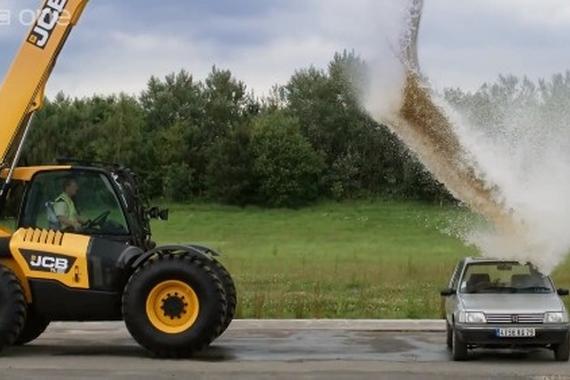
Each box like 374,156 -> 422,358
22,51 -> 566,207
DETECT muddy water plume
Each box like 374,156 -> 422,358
362,0 -> 570,271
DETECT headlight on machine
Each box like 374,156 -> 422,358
544,312 -> 569,324
458,311 -> 487,324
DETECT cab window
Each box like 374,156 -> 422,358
0,181 -> 24,232
20,170 -> 129,236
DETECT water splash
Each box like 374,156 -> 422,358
363,0 -> 570,273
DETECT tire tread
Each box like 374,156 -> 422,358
122,254 -> 227,358
0,265 -> 27,351
210,258 -> 236,334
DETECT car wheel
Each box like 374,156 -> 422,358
554,338 -> 570,362
446,322 -> 452,350
451,327 -> 468,361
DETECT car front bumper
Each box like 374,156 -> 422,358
456,324 -> 570,347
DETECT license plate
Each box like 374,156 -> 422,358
496,328 -> 536,338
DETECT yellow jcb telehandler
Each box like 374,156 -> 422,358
0,0 -> 236,357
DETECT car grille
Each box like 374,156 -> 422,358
485,313 -> 544,324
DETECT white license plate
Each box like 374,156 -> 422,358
496,328 -> 536,338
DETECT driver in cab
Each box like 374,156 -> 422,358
54,177 -> 89,232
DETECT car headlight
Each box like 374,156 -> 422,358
544,312 -> 569,324
458,311 -> 487,324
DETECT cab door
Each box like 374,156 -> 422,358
14,168 -> 133,289
8,168 -> 132,319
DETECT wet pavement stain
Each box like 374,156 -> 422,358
1,325 -> 569,379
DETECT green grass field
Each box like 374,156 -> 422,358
151,201 -> 570,319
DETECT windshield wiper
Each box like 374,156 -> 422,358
468,286 -> 517,294
515,286 -> 552,293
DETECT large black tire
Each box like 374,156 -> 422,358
210,259 -> 236,335
451,328 -> 468,361
122,254 -> 227,358
554,338 -> 570,362
0,266 -> 27,352
14,310 -> 49,345
446,322 -> 452,350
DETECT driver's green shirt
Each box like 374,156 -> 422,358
54,192 -> 79,227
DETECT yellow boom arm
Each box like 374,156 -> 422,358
0,0 -> 89,167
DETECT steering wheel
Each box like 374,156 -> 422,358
85,210 -> 111,230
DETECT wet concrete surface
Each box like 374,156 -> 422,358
0,321 -> 568,379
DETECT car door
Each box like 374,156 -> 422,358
445,260 -> 464,323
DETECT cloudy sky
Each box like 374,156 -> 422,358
0,0 -> 569,97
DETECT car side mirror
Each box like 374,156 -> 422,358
557,288 -> 569,297
440,288 -> 456,297
147,207 -> 169,221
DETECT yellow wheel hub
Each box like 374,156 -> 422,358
145,280 -> 200,334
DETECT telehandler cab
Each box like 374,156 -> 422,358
0,0 -> 236,357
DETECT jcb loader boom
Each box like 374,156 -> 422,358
0,0 -> 87,191
0,0 -> 236,357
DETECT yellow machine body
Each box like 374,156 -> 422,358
0,1 -> 236,357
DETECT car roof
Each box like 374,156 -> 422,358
461,257 -> 551,274
463,257 -> 524,264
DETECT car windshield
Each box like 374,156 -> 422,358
459,262 -> 553,294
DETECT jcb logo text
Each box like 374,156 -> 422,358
30,255 -> 69,273
27,0 -> 69,49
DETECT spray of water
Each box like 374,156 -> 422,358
363,0 -> 570,273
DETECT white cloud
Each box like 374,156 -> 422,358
2,0 -> 570,97
419,0 -> 570,90
489,0 -> 570,29
0,0 -> 36,39
47,0 -> 406,97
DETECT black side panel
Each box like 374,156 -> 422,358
0,237 -> 10,258
30,279 -> 122,321
88,238 -> 141,291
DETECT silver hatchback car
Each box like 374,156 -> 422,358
441,258 -> 570,361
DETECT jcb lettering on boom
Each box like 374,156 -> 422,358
27,0 -> 69,49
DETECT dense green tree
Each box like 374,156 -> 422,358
205,125 -> 257,205
93,94 -> 145,168
283,50 -> 444,200
23,53 -> 554,206
140,70 -> 204,130
163,163 -> 194,202
250,111 -> 324,207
